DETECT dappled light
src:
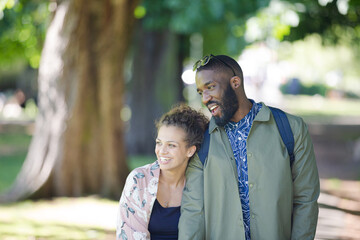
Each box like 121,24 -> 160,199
0,197 -> 117,239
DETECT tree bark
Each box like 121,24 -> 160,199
0,0 -> 138,202
126,24 -> 186,155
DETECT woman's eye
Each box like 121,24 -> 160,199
156,141 -> 162,146
169,144 -> 176,148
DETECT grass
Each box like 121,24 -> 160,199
281,95 -> 360,124
0,197 -> 117,239
0,132 -> 32,193
0,129 -> 152,239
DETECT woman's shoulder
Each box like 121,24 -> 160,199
132,160 -> 160,173
123,161 -> 160,198
127,160 -> 160,181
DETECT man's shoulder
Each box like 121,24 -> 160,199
258,103 -> 307,135
282,110 -> 304,123
261,103 -> 304,124
282,110 -> 306,130
269,106 -> 308,138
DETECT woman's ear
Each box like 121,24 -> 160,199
187,145 -> 197,158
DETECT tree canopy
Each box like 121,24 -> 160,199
136,0 -> 360,56
0,0 -> 50,73
1,0 -> 360,71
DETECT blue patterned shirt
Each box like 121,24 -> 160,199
224,100 -> 262,240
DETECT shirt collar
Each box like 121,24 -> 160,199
209,101 -> 271,133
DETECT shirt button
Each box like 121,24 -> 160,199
248,153 -> 252,158
249,183 -> 253,188
252,215 -> 255,219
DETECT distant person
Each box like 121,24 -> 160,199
1,89 -> 26,118
116,104 -> 208,240
179,54 -> 320,240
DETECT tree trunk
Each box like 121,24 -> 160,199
126,24 -> 186,155
0,0 -> 138,202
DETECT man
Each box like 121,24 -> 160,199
178,54 -> 320,240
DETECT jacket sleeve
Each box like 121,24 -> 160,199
116,172 -> 150,240
291,119 -> 320,240
178,154 -> 205,240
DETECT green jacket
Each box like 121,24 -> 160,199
179,103 -> 320,240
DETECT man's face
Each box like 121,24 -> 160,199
196,70 -> 239,126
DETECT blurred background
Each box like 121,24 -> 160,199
0,0 -> 360,239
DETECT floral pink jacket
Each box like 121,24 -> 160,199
116,161 -> 160,240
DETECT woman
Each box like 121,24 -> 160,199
116,104 -> 209,240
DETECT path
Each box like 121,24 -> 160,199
309,123 -> 360,240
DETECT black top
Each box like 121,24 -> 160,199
148,199 -> 181,239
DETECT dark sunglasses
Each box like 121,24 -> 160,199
193,54 -> 236,76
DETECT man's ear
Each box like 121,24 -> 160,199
230,76 -> 242,90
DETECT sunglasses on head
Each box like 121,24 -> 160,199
193,54 -> 236,76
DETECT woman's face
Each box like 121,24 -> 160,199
155,125 -> 196,172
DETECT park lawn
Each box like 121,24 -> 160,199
281,95 -> 360,124
0,132 -> 32,193
0,128 -> 153,239
0,130 -> 152,239
0,196 -> 118,240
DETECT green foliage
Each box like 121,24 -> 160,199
23,98 -> 38,118
280,80 -> 329,96
285,0 -> 360,41
281,79 -> 360,98
0,0 -> 51,72
284,0 -> 360,58
139,0 -> 272,55
277,33 -> 360,95
138,0 -> 360,56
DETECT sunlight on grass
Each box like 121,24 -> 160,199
283,95 -> 360,116
0,197 -> 117,240
281,95 -> 360,124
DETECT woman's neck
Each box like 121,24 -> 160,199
159,169 -> 186,188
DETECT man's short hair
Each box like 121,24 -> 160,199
197,55 -> 244,81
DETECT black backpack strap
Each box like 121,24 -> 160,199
269,107 -> 295,167
198,126 -> 210,165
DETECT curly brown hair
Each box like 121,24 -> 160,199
156,103 -> 209,152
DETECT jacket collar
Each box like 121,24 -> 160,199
209,102 -> 271,133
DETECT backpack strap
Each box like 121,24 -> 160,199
269,107 -> 295,167
197,107 -> 295,167
198,126 -> 210,165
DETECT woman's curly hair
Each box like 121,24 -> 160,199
156,103 -> 209,152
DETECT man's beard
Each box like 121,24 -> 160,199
211,84 -> 239,127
